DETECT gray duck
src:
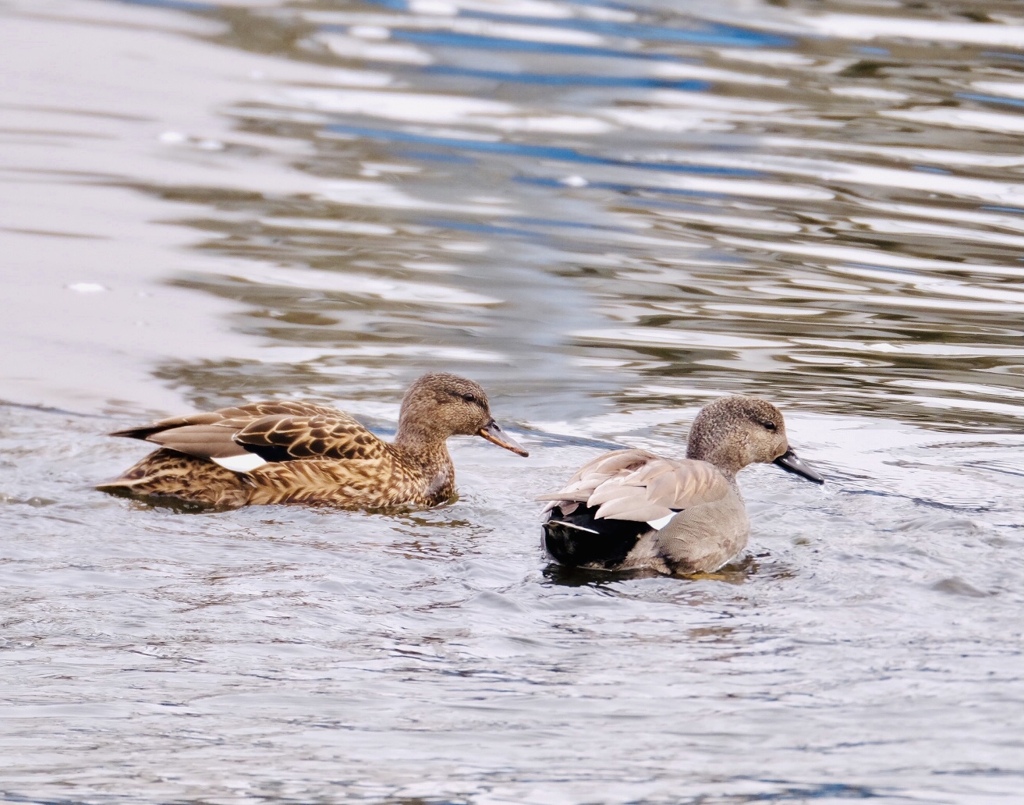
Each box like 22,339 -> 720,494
539,396 -> 823,575
99,372 -> 528,509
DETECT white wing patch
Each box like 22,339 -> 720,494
212,452 -> 268,473
549,519 -> 600,535
646,513 -> 676,530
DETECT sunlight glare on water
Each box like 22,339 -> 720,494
1,0 -> 1023,802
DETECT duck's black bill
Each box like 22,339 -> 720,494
773,449 -> 824,484
479,421 -> 529,457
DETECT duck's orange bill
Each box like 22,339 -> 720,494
478,420 -> 529,457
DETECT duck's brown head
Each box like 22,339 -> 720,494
685,395 -> 822,483
396,372 -> 529,456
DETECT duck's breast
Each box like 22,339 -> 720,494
647,485 -> 750,574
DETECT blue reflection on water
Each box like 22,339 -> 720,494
418,218 -> 560,240
360,0 -> 792,49
458,10 -> 793,49
392,29 -> 786,59
957,92 -> 1024,109
393,149 -> 476,165
856,46 -> 890,56
985,51 -> 1024,63
981,205 -> 1024,216
517,175 -> 729,201
117,0 -> 217,11
418,215 -> 635,240
421,65 -> 708,91
328,124 -> 760,178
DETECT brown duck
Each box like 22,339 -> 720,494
539,396 -> 823,575
98,372 -> 528,509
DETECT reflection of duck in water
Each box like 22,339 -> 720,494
539,396 -> 823,576
99,373 -> 528,510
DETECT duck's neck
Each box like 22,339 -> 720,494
391,423 -> 455,504
393,421 -> 453,474
686,441 -> 741,485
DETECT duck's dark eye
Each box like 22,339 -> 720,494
461,392 -> 478,404
761,421 -> 777,432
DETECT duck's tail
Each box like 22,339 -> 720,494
98,449 -> 250,509
542,505 -> 647,570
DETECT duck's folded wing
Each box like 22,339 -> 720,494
142,422 -> 248,460
541,450 -> 732,523
114,402 -> 372,471
538,449 -> 656,501
111,401 -> 345,441
593,458 -> 732,521
233,413 -> 382,462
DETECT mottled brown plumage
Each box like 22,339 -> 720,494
539,396 -> 824,575
98,373 -> 528,510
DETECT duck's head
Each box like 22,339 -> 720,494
685,395 -> 823,483
398,372 -> 529,457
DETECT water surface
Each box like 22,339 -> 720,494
2,0 -> 1023,802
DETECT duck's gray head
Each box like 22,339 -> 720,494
398,372 -> 528,456
685,396 -> 823,483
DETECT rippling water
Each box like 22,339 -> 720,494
2,0 -> 1023,802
